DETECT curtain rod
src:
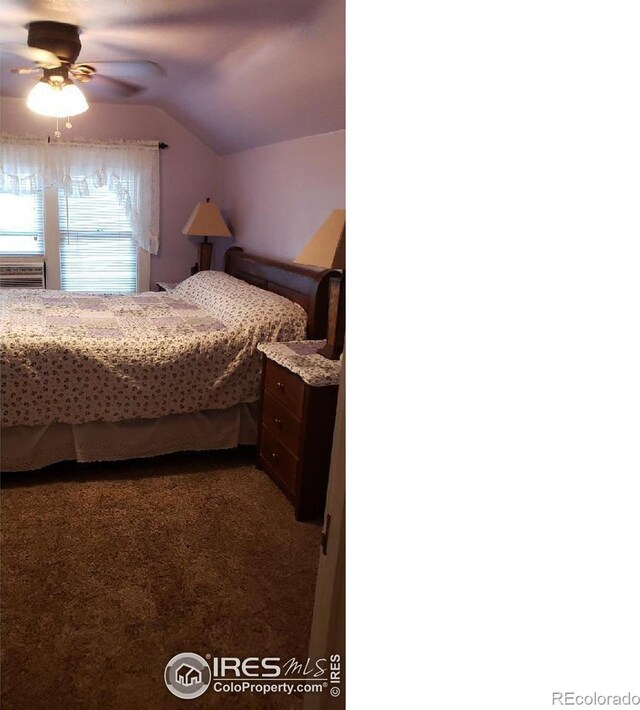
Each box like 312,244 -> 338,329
43,136 -> 169,149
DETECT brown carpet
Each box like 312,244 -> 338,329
1,449 -> 321,710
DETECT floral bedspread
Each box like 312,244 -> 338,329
0,271 -> 307,427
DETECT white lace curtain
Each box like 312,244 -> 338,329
0,133 -> 160,255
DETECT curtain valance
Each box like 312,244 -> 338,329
0,133 -> 160,255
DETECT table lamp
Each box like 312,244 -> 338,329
182,198 -> 232,271
294,209 -> 345,359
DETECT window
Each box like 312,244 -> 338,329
58,186 -> 138,294
1,135 -> 158,289
0,192 -> 44,255
0,187 -> 148,292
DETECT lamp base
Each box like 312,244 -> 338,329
198,239 -> 213,271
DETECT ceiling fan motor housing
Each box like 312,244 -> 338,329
27,21 -> 82,64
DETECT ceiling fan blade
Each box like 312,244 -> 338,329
75,60 -> 165,79
1,43 -> 61,68
9,66 -> 41,75
89,73 -> 146,97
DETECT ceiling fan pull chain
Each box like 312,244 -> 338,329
66,117 -> 72,129
54,117 -> 61,139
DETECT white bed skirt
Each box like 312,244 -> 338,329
0,403 -> 259,473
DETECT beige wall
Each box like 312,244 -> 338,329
220,130 -> 345,267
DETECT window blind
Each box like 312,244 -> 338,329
0,192 -> 44,255
58,186 -> 137,293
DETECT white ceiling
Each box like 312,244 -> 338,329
0,0 -> 345,154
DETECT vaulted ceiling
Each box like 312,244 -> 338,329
0,0 -> 345,155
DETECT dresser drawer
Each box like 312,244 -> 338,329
259,426 -> 299,495
264,360 -> 305,418
262,391 -> 303,456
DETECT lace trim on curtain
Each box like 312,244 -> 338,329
0,133 -> 160,254
0,172 -> 39,195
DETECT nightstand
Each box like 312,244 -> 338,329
156,282 -> 179,292
256,341 -> 341,521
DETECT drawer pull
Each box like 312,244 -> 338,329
274,417 -> 283,428
277,381 -> 284,391
271,452 -> 280,461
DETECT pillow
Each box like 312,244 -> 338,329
171,270 -> 307,340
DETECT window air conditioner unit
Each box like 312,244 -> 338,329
0,258 -> 46,289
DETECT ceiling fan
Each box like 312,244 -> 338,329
5,20 -> 164,126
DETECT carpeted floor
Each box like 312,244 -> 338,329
0,448 -> 321,710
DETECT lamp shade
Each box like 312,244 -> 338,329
294,209 -> 345,269
182,198 -> 232,238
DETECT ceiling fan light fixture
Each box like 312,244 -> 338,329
26,76 -> 88,118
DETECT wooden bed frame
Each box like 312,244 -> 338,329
224,246 -> 339,339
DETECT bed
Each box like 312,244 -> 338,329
0,247 -> 337,472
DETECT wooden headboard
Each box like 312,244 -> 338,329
224,246 -> 338,339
